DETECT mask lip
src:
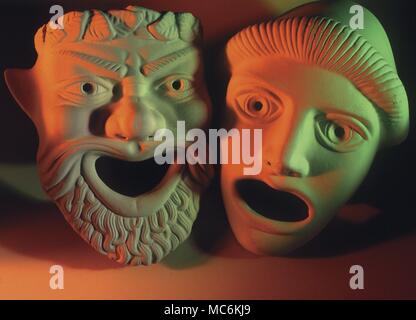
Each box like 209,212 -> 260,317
82,150 -> 183,218
230,177 -> 315,236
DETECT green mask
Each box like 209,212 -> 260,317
5,6 -> 212,265
222,0 -> 409,255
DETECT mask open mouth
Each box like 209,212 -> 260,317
95,156 -> 170,197
236,179 -> 309,222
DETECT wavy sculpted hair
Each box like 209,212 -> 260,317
226,16 -> 409,147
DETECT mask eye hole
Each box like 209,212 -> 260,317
327,122 -> 352,144
234,92 -> 282,123
81,82 -> 96,96
246,97 -> 269,117
157,75 -> 195,101
249,100 -> 264,112
58,77 -> 112,107
315,114 -> 369,153
167,78 -> 190,94
334,126 -> 346,139
171,79 -> 185,91
77,81 -> 107,97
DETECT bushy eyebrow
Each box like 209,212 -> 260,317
141,46 -> 195,76
58,50 -> 128,77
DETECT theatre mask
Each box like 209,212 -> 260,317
5,6 -> 212,265
222,1 -> 409,255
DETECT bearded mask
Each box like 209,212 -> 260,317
5,6 -> 212,265
222,0 -> 409,255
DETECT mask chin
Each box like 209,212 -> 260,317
235,179 -> 309,222
95,156 -> 170,197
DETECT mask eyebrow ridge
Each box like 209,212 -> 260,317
58,50 -> 128,77
141,46 -> 195,76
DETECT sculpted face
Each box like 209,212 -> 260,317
222,1 -> 409,255
5,6 -> 211,265
223,58 -> 380,254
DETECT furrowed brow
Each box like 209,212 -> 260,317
141,47 -> 195,76
58,50 -> 128,77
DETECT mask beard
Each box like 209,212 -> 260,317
40,144 -> 199,265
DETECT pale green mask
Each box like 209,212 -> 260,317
222,0 -> 409,255
5,6 -> 212,265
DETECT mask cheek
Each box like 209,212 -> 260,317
39,106 -> 90,146
220,163 -> 253,243
178,99 -> 211,129
308,150 -> 378,222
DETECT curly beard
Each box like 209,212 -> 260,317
55,175 -> 198,265
39,139 -> 200,265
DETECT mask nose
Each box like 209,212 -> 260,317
264,153 -> 310,178
105,97 -> 166,141
263,115 -> 312,178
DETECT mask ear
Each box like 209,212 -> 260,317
4,68 -> 38,118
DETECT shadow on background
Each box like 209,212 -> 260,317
0,188 -> 124,270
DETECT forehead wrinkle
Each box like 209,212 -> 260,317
140,46 -> 196,77
58,50 -> 128,78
